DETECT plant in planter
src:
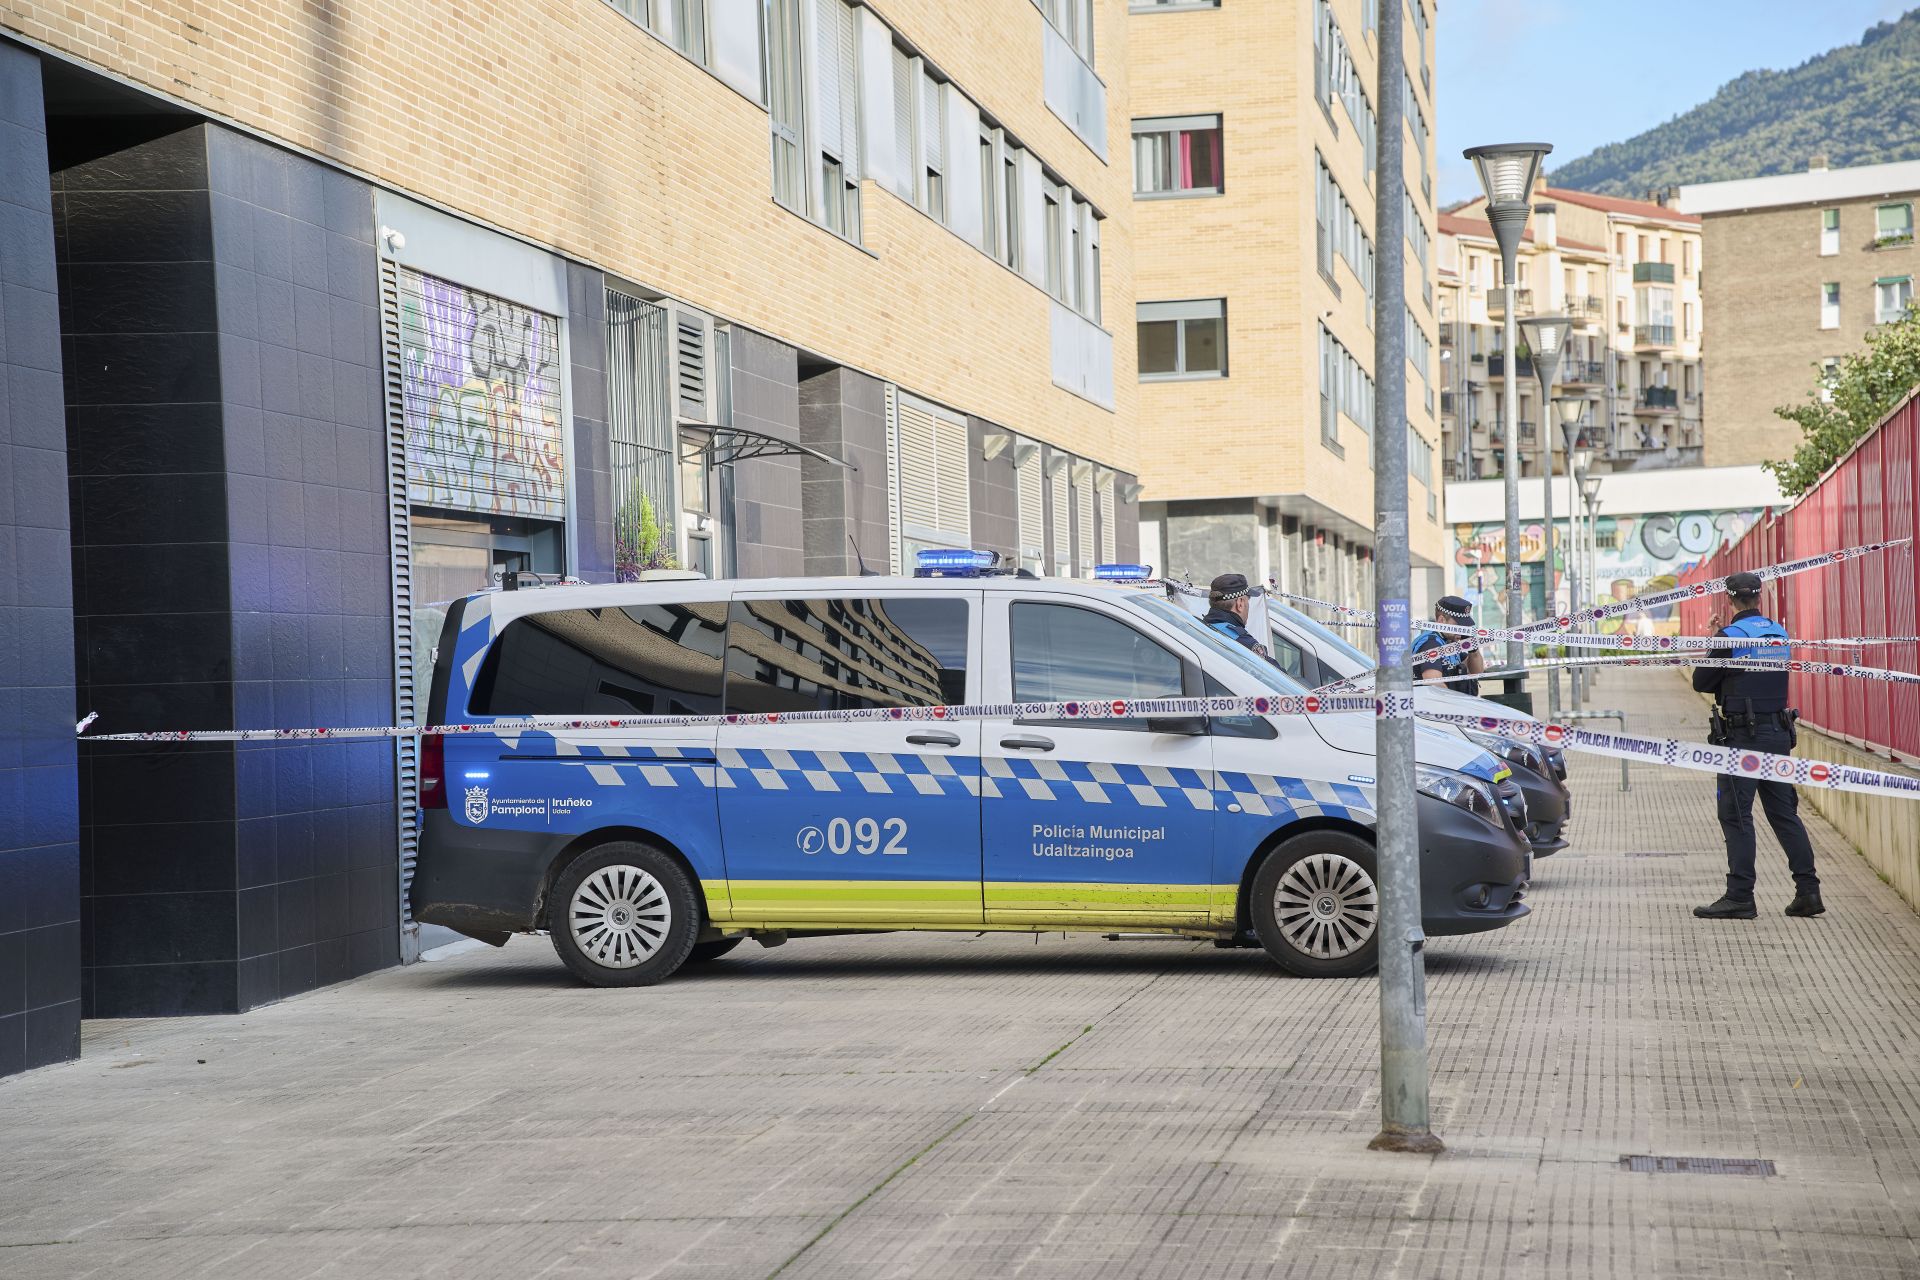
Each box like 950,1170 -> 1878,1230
614,492 -> 678,581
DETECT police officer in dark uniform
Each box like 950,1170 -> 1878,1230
1411,596 -> 1486,697
1692,571 -> 1823,919
1202,573 -> 1271,658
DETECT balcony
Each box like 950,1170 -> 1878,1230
1632,262 -> 1676,284
1487,352 -> 1534,379
1634,324 -> 1676,349
1438,328 -> 1455,347
1635,386 -> 1679,413
1559,359 -> 1605,384
1567,295 -> 1606,320
1517,420 -> 1538,445
1440,390 -> 1456,416
1487,287 -> 1533,318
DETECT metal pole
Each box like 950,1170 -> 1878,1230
1367,0 -> 1439,1157
1496,250 -> 1524,697
1568,469 -> 1583,713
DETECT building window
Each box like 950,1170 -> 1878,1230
920,70 -> 947,221
673,0 -> 708,63
606,290 -> 677,578
1001,142 -> 1022,271
1319,323 -> 1373,447
814,0 -> 862,241
1820,208 -> 1840,257
766,0 -> 806,211
979,130 -> 997,258
725,597 -> 969,713
891,392 -> 972,559
1039,0 -> 1095,66
1877,275 -> 1913,324
1015,442 -> 1045,573
1132,115 -> 1223,196
1821,282 -> 1841,329
1138,299 -> 1226,380
1131,0 -> 1219,8
1316,153 -> 1374,309
1044,184 -> 1064,297
1819,357 -> 1840,403
1876,203 -> 1914,247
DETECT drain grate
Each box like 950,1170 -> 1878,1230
1619,1155 -> 1776,1177
1623,850 -> 1689,858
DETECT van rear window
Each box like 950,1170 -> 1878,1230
724,597 -> 969,714
468,602 -> 728,717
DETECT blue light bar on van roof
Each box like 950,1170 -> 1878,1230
1093,563 -> 1154,582
914,549 -> 1000,577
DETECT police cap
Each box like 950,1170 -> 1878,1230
1726,571 -> 1763,596
1209,573 -> 1251,603
1436,595 -> 1474,620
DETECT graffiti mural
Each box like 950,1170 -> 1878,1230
1452,507 -> 1770,635
398,269 -> 565,521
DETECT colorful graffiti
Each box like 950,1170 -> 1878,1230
399,270 -> 565,521
1452,507 -> 1770,635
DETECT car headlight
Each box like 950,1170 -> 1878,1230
1463,728 -> 1544,774
1416,764 -> 1498,821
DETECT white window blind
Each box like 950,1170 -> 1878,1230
922,74 -> 945,173
835,0 -> 859,170
891,46 -> 914,193
1016,444 -> 1044,569
894,393 -> 971,548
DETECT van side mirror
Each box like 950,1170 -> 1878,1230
1146,714 -> 1208,736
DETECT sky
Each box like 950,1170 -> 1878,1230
1437,0 -> 1917,204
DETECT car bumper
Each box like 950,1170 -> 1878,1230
1417,793 -> 1532,937
1511,763 -> 1572,855
412,809 -> 568,941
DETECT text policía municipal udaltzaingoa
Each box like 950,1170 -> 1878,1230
1031,822 -> 1165,861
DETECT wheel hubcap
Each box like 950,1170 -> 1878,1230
570,865 -> 671,969
1273,852 -> 1378,959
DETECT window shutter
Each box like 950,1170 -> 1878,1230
921,72 -> 944,173
892,46 -> 914,189
1098,472 -> 1116,563
934,414 -> 970,541
815,1 -> 844,161
884,385 -> 902,572
676,312 -> 707,421
896,394 -> 940,535
837,0 -> 860,175
1017,445 -> 1044,561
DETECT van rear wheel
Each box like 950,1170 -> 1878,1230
1251,832 -> 1381,978
549,842 -> 700,987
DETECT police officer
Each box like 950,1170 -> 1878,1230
1202,573 -> 1271,658
1412,596 -> 1486,697
1692,571 -> 1823,919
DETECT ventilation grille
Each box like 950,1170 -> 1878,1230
676,312 -> 706,421
1620,1155 -> 1776,1177
378,260 -> 420,938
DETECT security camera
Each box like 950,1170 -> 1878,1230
380,226 -> 406,253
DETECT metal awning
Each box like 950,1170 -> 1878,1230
686,424 -> 855,470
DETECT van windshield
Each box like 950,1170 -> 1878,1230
1267,600 -> 1376,673
1128,594 -> 1310,695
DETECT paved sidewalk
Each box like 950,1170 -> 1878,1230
4,669 -> 1919,1279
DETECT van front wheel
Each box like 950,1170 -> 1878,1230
549,842 -> 700,986
1251,833 -> 1381,978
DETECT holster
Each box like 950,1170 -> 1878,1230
1708,706 -> 1729,747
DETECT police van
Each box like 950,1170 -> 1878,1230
413,556 -> 1532,986
1253,599 -> 1572,857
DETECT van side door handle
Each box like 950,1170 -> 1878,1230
999,734 -> 1055,752
905,730 -> 961,748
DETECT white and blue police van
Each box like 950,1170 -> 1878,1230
412,554 -> 1533,986
1249,599 -> 1572,856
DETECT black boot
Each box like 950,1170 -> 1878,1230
1784,891 -> 1825,917
1694,894 -> 1757,919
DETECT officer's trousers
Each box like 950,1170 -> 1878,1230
1716,722 -> 1820,899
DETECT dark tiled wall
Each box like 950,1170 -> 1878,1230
0,42 -> 81,1078
1112,472 -> 1140,565
728,329 -> 803,578
967,419 -> 1018,566
800,367 -> 888,576
567,263 -> 613,582
63,124 -> 396,1017
208,129 -> 395,1008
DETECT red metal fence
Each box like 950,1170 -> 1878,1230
1677,392 -> 1920,762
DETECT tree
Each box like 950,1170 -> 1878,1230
1766,305 -> 1920,497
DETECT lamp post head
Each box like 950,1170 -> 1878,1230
1462,144 -> 1552,205
1581,473 -> 1602,503
1522,314 -> 1573,399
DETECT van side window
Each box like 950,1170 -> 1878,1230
468,602 -> 728,716
1267,632 -> 1309,682
1010,603 -> 1185,707
724,597 -> 970,713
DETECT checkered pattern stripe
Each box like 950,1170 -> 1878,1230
500,733 -> 1382,815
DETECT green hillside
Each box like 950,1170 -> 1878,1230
1549,10 -> 1920,196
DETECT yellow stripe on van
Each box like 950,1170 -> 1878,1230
724,879 -> 982,925
705,880 -> 1243,931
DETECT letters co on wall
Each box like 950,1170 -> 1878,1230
396,267 -> 566,519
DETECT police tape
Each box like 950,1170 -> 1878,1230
1339,652 -> 1920,688
1266,538 -> 1911,635
1422,619 -> 1920,651
73,691 -> 1920,799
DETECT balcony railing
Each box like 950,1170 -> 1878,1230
1487,353 -> 1534,378
1559,359 -> 1605,384
1567,295 -> 1606,318
1487,287 -> 1533,316
1637,386 -> 1679,411
1438,328 -> 1455,347
1634,324 -> 1676,348
1632,262 -> 1676,284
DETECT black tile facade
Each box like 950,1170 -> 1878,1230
968,418 -> 1019,566
60,123 -> 396,1019
729,330 -> 805,579
567,263 -> 614,581
0,41 -> 81,1078
800,366 -> 889,576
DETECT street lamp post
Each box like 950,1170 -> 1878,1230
1463,143 -> 1551,712
1559,396 -> 1592,710
1367,0 -> 1440,1157
1580,471 -> 1602,698
1522,316 -> 1574,716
